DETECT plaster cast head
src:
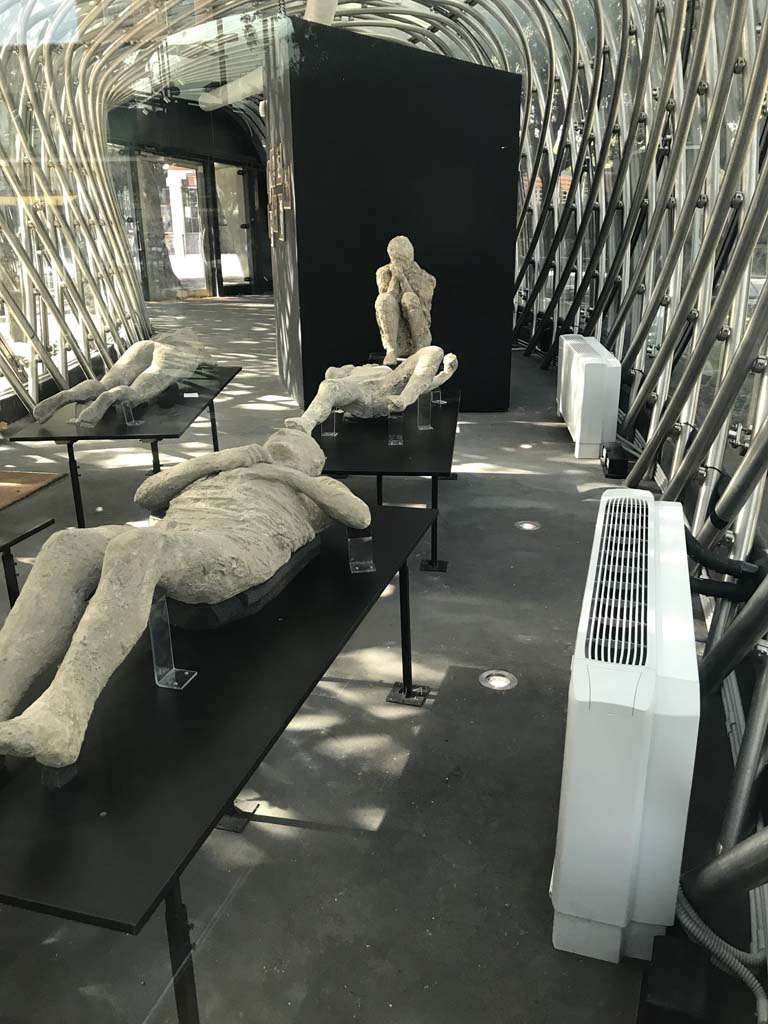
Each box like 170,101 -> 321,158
264,427 -> 326,476
387,235 -> 414,268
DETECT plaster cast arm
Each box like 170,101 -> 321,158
245,464 -> 371,529
135,444 -> 272,513
388,347 -> 458,411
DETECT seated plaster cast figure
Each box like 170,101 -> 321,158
375,236 -> 436,366
284,346 -> 458,434
0,428 -> 370,768
32,327 -> 209,426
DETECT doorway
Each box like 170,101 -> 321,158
108,147 -> 269,301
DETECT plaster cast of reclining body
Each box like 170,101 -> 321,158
32,328 -> 208,427
0,428 -> 370,768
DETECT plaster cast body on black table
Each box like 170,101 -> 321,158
32,327 -> 210,426
0,428 -> 370,768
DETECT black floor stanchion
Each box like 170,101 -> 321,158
216,800 -> 261,833
165,879 -> 201,1024
387,561 -> 429,706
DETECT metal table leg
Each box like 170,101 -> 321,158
151,441 -> 162,474
387,562 -> 429,707
376,474 -> 383,505
66,442 -> 86,528
208,400 -> 220,452
1,548 -> 19,607
421,475 -> 448,572
165,878 -> 201,1024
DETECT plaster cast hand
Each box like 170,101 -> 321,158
375,266 -> 392,295
387,395 -> 407,414
246,464 -> 371,529
432,352 -> 458,389
135,444 -> 272,513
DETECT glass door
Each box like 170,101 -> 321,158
136,154 -> 210,299
213,162 -> 253,294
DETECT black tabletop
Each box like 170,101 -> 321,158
316,394 -> 459,477
0,506 -> 434,934
6,365 -> 241,443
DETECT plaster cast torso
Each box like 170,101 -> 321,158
328,364 -> 406,419
162,468 -> 329,604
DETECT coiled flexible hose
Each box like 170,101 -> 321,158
677,886 -> 768,1024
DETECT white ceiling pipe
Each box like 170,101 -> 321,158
198,68 -> 265,110
304,0 -> 338,24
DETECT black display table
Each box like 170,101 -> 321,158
5,365 -> 241,528
316,394 -> 459,571
0,505 -> 435,1024
0,518 -> 55,606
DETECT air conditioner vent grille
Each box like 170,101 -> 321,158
585,496 -> 649,666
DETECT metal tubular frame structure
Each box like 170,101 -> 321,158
7,0 -> 768,985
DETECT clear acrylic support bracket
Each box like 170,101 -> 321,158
431,388 -> 446,406
347,526 -> 376,573
321,409 -> 342,437
150,594 -> 198,690
388,410 -> 404,446
417,392 -> 433,430
120,402 -> 142,427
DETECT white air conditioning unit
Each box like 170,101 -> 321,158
550,488 -> 699,963
557,334 -> 620,459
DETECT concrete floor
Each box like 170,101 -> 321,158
0,296 -> 736,1023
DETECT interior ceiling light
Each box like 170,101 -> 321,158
515,520 -> 540,531
478,670 -> 518,692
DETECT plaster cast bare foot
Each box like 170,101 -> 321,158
0,705 -> 81,768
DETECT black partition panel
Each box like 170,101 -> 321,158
271,19 -> 520,412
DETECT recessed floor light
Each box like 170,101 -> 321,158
515,520 -> 540,531
479,670 -> 518,692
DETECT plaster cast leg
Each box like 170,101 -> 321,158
0,528 -> 167,766
401,291 -> 431,347
375,292 -> 401,365
32,340 -> 156,422
75,368 -> 181,425
285,379 -> 349,434
0,526 -> 126,721
32,379 -> 105,422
